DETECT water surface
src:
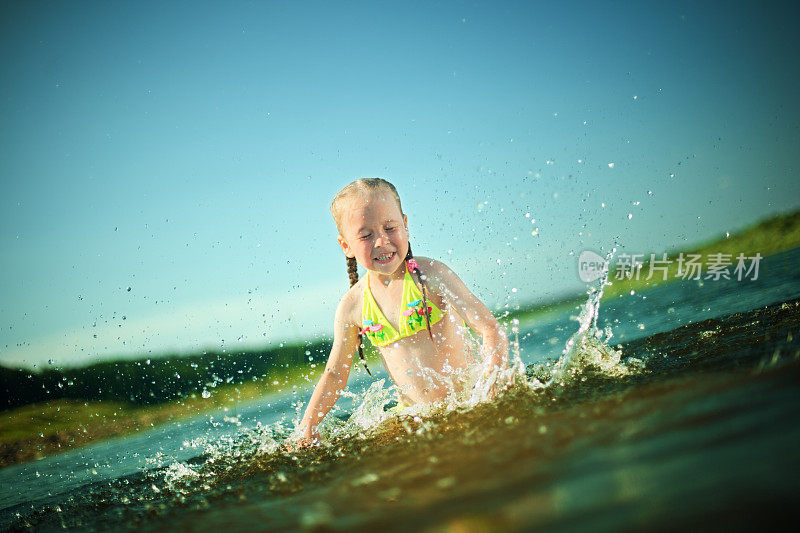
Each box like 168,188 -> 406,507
2,248 -> 799,531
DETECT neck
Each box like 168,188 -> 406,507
368,262 -> 406,286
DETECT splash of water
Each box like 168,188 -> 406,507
154,247 -> 641,496
530,248 -> 642,389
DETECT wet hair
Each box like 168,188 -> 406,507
332,179 -> 435,375
330,178 -> 403,234
404,243 -> 435,344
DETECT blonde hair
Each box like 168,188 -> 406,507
330,178 -> 404,235
330,178 -> 435,376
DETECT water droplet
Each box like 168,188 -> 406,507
352,472 -> 380,486
437,477 -> 457,488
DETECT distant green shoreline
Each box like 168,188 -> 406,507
600,209 -> 800,299
0,343 -> 382,468
506,208 -> 800,323
0,377 -> 317,468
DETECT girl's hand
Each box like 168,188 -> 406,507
295,426 -> 321,449
285,426 -> 321,452
482,358 -> 511,400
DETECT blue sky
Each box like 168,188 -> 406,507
2,1 -> 799,369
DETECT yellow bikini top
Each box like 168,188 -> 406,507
360,263 -> 444,347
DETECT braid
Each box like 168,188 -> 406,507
405,244 -> 435,343
346,256 -> 359,287
346,256 -> 372,376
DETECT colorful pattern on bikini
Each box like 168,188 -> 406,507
361,263 -> 444,347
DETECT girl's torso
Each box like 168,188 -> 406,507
347,265 -> 476,405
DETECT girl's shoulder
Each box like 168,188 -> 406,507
411,256 -> 451,279
412,256 -> 467,292
410,255 -> 437,270
411,256 -> 457,291
335,278 -> 366,326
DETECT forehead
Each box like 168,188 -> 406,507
341,191 -> 403,230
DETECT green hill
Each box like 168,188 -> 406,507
506,208 -> 800,322
603,209 -> 800,299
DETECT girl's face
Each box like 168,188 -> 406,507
337,191 -> 409,276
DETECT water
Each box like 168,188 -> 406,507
2,248 -> 800,531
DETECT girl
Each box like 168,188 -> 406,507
297,178 -> 509,446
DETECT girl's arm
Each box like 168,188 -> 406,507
425,258 -> 509,371
297,294 -> 359,446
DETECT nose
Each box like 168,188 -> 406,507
374,229 -> 390,247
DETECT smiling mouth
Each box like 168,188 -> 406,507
374,252 -> 396,263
